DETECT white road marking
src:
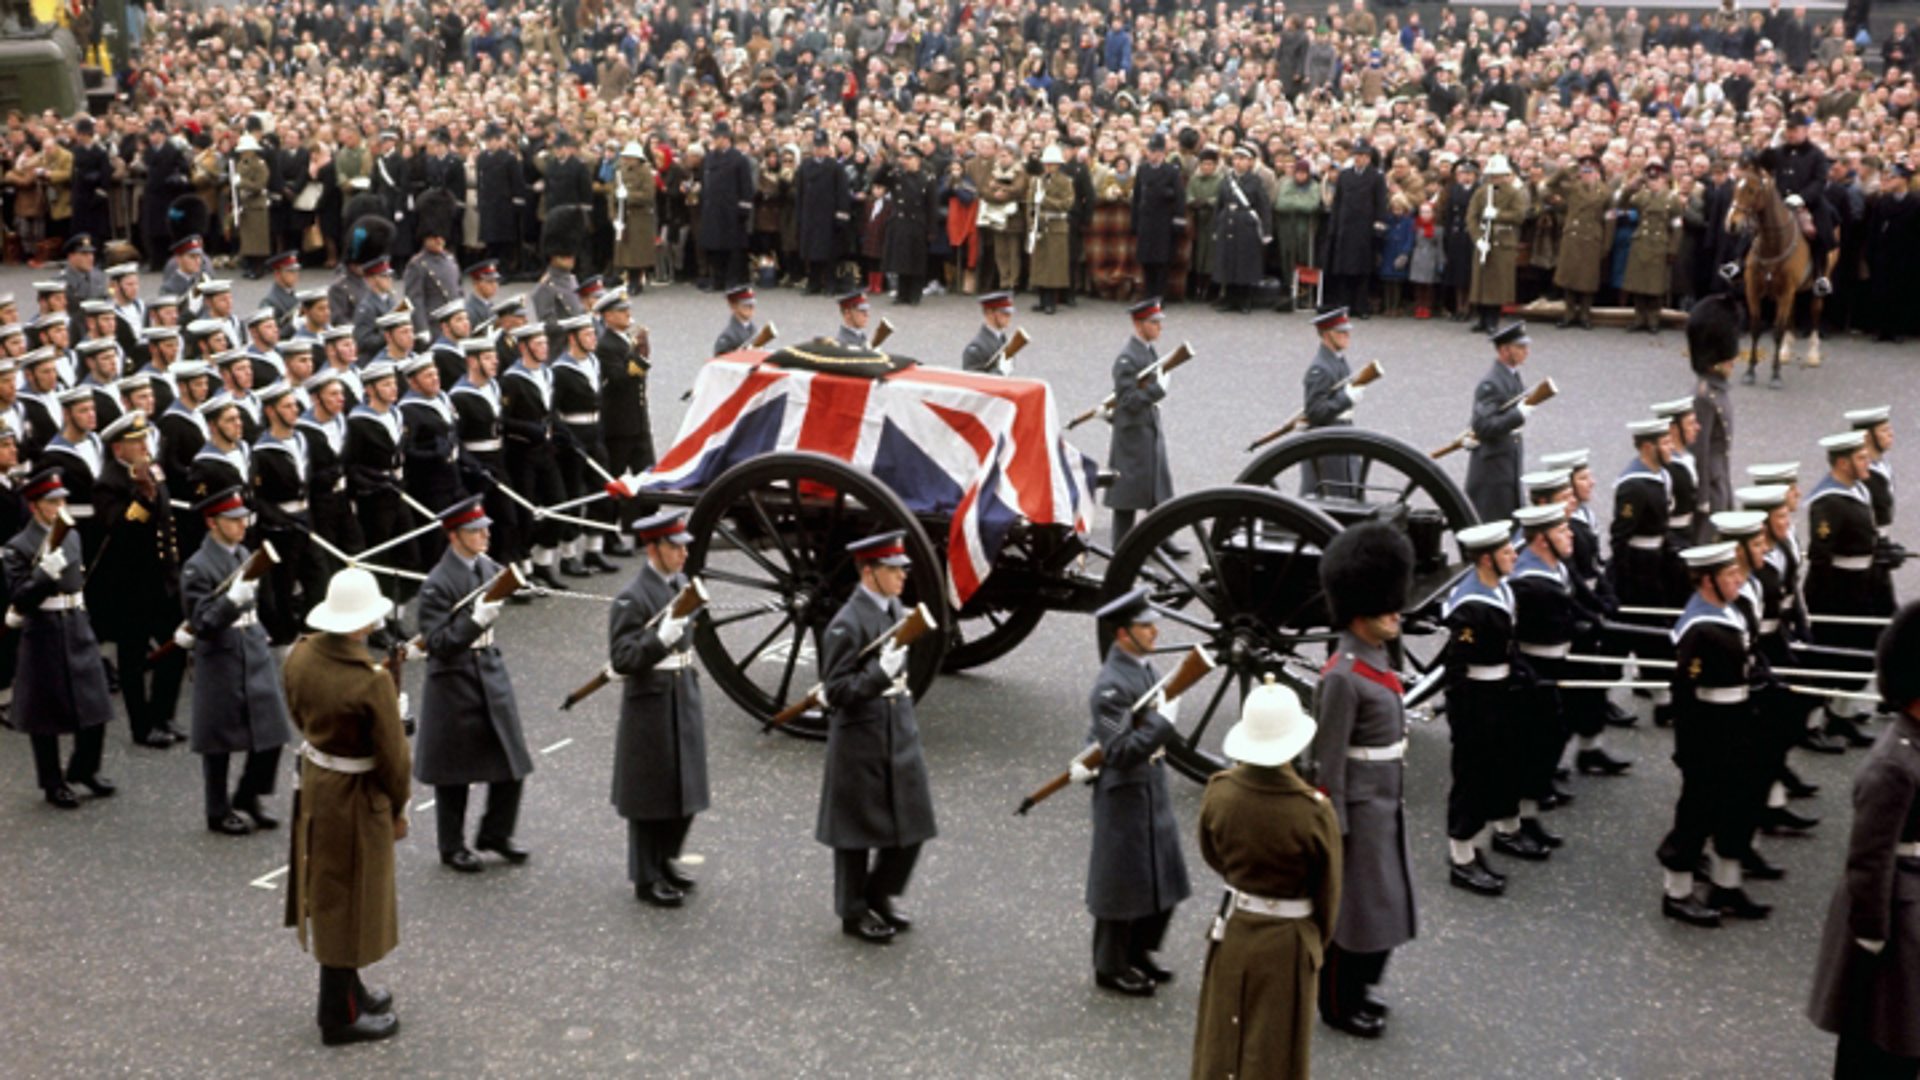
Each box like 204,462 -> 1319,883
541,738 -> 574,755
249,865 -> 289,890
679,853 -> 706,865
417,799 -> 437,811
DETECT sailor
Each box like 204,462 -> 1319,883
241,308 -> 287,387
594,289 -> 651,543
1806,430 -> 1887,751
450,336 -> 529,585
343,360 -> 410,605
251,381 -> 313,645
1464,322 -> 1535,522
1610,418 -> 1681,724
16,348 -> 62,460
198,280 -> 244,358
833,290 -> 871,347
1654,397 -> 1704,545
156,359 -> 214,504
961,292 -> 1016,374
368,310 -> 415,371
712,285 -> 759,355
1106,298 -> 1177,552
1541,448 -> 1635,731
188,395 -> 252,510
107,262 -> 146,365
424,299 -> 471,391
550,313 -> 614,576
299,369 -> 364,593
1440,520 -> 1521,897
1737,478 -> 1842,759
289,289 -> 331,342
1299,307 -> 1361,498
38,386 -> 106,563
396,356 -> 464,568
499,323 -> 568,590
1082,586 -> 1192,997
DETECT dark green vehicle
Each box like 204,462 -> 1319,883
0,3 -> 103,118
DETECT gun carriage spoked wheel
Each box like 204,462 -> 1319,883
1096,487 -> 1350,782
941,522 -> 1105,673
683,452 -> 950,739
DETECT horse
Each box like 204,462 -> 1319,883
1726,159 -> 1827,389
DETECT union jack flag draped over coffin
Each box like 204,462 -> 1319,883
640,354 -> 1101,605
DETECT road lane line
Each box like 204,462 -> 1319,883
540,738 -> 574,755
250,865 -> 289,890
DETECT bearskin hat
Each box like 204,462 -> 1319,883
541,204 -> 592,262
1686,293 -> 1743,375
415,188 -> 457,242
1319,521 -> 1414,626
1877,602 -> 1920,712
166,195 -> 209,242
345,215 -> 396,267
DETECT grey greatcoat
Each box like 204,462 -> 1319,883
1465,359 -> 1528,522
182,536 -> 293,755
1085,646 -> 1192,921
2,518 -> 111,736
1300,342 -> 1358,497
1104,335 -> 1173,512
1807,713 -> 1920,1058
713,316 -> 756,356
1692,372 -> 1734,520
815,587 -> 938,851
1212,169 -> 1271,287
961,323 -> 1008,373
1312,631 -> 1418,954
607,562 -> 710,821
413,549 -> 533,786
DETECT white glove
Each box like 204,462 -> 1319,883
1482,200 -> 1498,222
1785,193 -> 1804,208
1517,402 -> 1535,419
1344,383 -> 1366,405
878,640 -> 907,678
656,613 -> 686,647
3,608 -> 21,629
994,355 -> 1012,377
37,548 -> 68,578
396,691 -> 412,718
1156,367 -> 1172,393
173,627 -> 195,650
1461,434 -> 1481,450
471,598 -> 503,628
1858,938 -> 1887,955
1159,693 -> 1181,726
227,579 -> 257,608
1069,759 -> 1098,784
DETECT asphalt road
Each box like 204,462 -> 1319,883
1,266 -> 1912,1078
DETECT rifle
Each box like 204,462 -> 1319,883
764,601 -> 935,731
1066,342 -> 1197,430
613,168 -> 628,244
749,322 -> 778,349
986,327 -> 1030,376
1430,378 -> 1558,459
1025,174 -> 1044,255
147,541 -> 281,663
871,317 -> 896,349
393,563 -> 528,661
1246,359 -> 1384,451
227,167 -> 243,240
560,577 -> 709,710
1016,645 -> 1217,815
1,509 -> 73,641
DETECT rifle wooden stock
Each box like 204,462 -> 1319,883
1065,342 -> 1196,430
1016,646 -> 1216,815
1247,359 -> 1384,451
1002,327 -> 1030,362
2,510 -> 77,643
749,322 -> 778,348
146,542 -> 283,663
871,318 -> 895,348
559,578 -> 707,711
765,602 -> 934,731
1430,378 -> 1558,460
480,564 -> 527,605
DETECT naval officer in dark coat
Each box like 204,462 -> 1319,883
1807,601 -> 1920,1078
607,510 -> 710,908
1464,323 -> 1534,522
181,486 -> 294,834
960,292 -> 1016,374
1300,308 -> 1364,498
1082,586 -> 1192,997
1312,522 -> 1418,1039
816,531 -> 937,944
413,494 -> 534,872
1106,299 -> 1175,549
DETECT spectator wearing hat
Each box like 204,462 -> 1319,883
1623,161 -> 1683,334
1550,156 -> 1611,330
1863,163 -> 1917,343
1437,159 -> 1481,322
1132,133 -> 1183,304
610,141 -> 659,292
1466,154 -> 1524,334
91,410 -> 187,749
796,129 -> 852,295
139,122 -> 192,271
234,136 -> 274,279
1271,157 -> 1322,314
1029,145 -> 1075,314
475,125 -> 530,279
1324,142 -> 1388,319
699,122 -> 754,290
1211,146 -> 1269,315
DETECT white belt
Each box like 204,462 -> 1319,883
65,504 -> 94,520
1896,842 -> 1920,857
1230,889 -> 1313,920
39,592 -> 85,611
299,742 -> 375,774
1669,513 -> 1694,528
463,439 -> 502,452
559,411 -> 599,425
1696,686 -> 1750,704
1465,663 -> 1510,681
470,629 -> 494,649
655,652 -> 693,670
1760,618 -> 1781,634
1519,642 -> 1570,659
1782,595 -> 1799,610
1628,536 -> 1665,550
277,500 -> 308,514
1830,555 -> 1872,571
1348,739 -> 1407,762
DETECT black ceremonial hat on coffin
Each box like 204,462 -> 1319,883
1877,602 -> 1920,712
1319,521 -> 1414,627
1686,293 -> 1743,375
765,337 -> 915,378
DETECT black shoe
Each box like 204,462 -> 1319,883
1760,807 -> 1820,834
841,910 -> 895,943
1477,852 -> 1508,882
1520,817 -> 1564,850
45,785 -> 81,809
71,774 -> 116,797
1782,773 -> 1821,799
237,800 -> 280,830
1576,748 -> 1633,776
1450,857 -> 1507,895
1741,851 -> 1787,881
360,986 -> 394,1015
1708,886 -> 1773,920
1492,829 -> 1551,861
160,723 -> 188,743
529,564 -> 564,591
476,836 -> 530,863
1653,704 -> 1674,728
136,730 -> 178,749
1135,957 -> 1173,984
440,849 -> 485,873
1604,702 -> 1638,728
1538,785 -> 1574,810
1095,969 -> 1155,997
1798,729 -> 1846,755
871,898 -> 912,932
1662,893 -> 1723,927
1825,711 -> 1874,748
1360,988 -> 1391,1019
208,812 -> 252,835
1553,765 -> 1572,782
1323,1010 -> 1385,1038
321,1011 -> 399,1046
559,557 -> 592,579
583,551 -> 618,574
638,880 -> 685,908
662,863 -> 696,891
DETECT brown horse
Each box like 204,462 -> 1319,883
1727,163 -> 1824,389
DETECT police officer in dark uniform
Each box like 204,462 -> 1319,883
884,145 -> 938,306
816,531 -> 937,944
1464,323 -> 1535,522
711,285 -> 758,355
608,510 -> 710,907
91,411 -> 186,748
795,129 -> 851,295
1211,146 -> 1270,314
960,292 -> 1016,374
1769,115 -> 1835,296
1441,521 -> 1522,896
1130,133 -> 1183,304
1300,308 -> 1363,497
1106,299 -> 1175,550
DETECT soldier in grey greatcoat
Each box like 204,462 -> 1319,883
350,259 -> 402,361
712,286 -> 759,356
1300,308 -> 1363,498
1464,323 -> 1534,522
182,486 -> 293,834
3,469 -> 114,808
960,292 -> 1015,374
1807,601 -> 1920,1077
1688,296 -> 1739,523
259,251 -> 303,332
1106,299 -> 1175,549
1312,523 -> 1418,1038
1081,587 -> 1191,998
413,495 -> 533,872
833,291 -> 871,347
816,531 -> 937,944
161,235 -> 212,316
607,510 -> 710,908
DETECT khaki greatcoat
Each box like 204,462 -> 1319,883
1467,179 -> 1527,306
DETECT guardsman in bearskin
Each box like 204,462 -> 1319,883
712,285 -> 758,355
1081,586 -> 1193,998
531,206 -> 590,332
1106,299 -> 1176,551
1313,522 -> 1418,1038
1441,520 -> 1522,896
1690,295 -> 1740,521
1806,430 -> 1887,749
330,216 -> 393,330
402,190 -> 463,340
92,410 -> 187,748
